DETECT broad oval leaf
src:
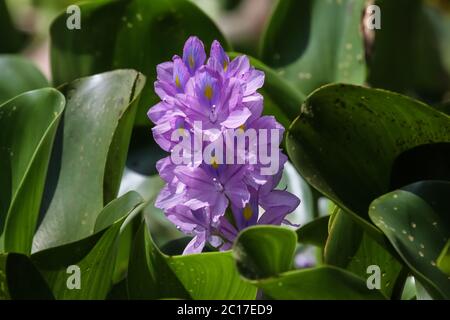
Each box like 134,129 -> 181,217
286,84 -> 450,234
369,181 -> 450,299
50,0 -> 229,126
0,88 -> 65,254
32,70 -> 145,251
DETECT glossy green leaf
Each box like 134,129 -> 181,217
128,220 -> 257,300
368,0 -> 450,100
286,84 -> 450,235
33,70 -> 145,251
31,192 -> 143,300
0,88 -> 65,254
0,56 -> 49,105
369,181 -> 450,299
296,216 -> 330,247
0,253 -> 54,300
325,209 -> 404,298
50,0 -> 229,126
261,0 -> 366,96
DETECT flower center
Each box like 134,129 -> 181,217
243,204 -> 254,221
204,85 -> 213,101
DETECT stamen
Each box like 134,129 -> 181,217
189,55 -> 195,69
204,85 -> 213,100
243,204 -> 253,221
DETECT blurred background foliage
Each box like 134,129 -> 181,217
0,0 -> 449,300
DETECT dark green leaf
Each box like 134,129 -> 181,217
369,181 -> 450,299
286,84 -> 450,235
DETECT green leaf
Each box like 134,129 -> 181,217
0,88 -> 65,254
296,216 -> 330,247
50,0 -> 229,126
368,0 -> 450,100
31,192 -> 143,300
286,84 -> 450,235
233,226 -> 386,299
0,56 -> 49,105
127,220 -> 257,300
369,181 -> 450,299
325,209 -> 404,298
437,240 -> 450,276
0,253 -> 54,300
33,70 -> 145,251
260,0 -> 366,96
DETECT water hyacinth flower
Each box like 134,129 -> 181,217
148,36 -> 300,254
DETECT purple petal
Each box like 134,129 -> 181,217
173,56 -> 190,91
183,233 -> 206,255
258,190 -> 300,225
209,40 -> 230,72
183,36 -> 206,75
175,166 -> 215,190
156,61 -> 173,82
220,107 -> 251,129
244,69 -> 265,96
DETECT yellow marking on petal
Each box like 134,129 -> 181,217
175,75 -> 181,88
204,85 -> 213,100
178,127 -> 185,135
189,55 -> 195,69
239,124 -> 245,131
210,156 -> 219,169
243,204 -> 253,221
223,60 -> 228,71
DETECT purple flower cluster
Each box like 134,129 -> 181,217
148,36 -> 300,254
